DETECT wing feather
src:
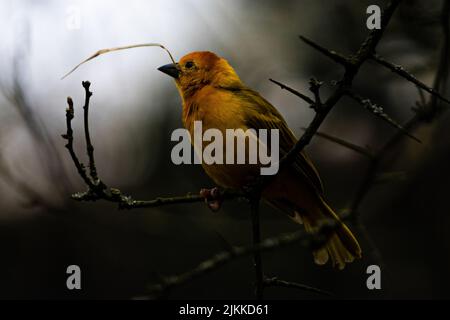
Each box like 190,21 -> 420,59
229,87 -> 324,194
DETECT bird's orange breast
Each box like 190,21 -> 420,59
182,85 -> 261,188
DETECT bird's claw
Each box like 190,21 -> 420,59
200,187 -> 223,212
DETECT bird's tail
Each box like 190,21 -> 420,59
299,198 -> 362,270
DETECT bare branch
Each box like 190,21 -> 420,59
345,90 -> 421,143
371,53 -> 450,105
62,97 -> 94,188
81,81 -> 99,182
72,188 -> 203,208
145,219 -> 339,299
309,78 -> 323,107
303,129 -> 375,159
299,36 -> 352,68
269,78 -> 315,105
263,276 -> 332,296
63,83 -> 242,210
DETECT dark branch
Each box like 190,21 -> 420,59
303,129 -> 375,159
263,276 -> 332,296
81,81 -> 99,182
345,90 -> 421,143
63,84 -> 242,210
299,36 -> 352,68
62,97 -> 94,189
145,219 -> 339,299
72,188 -> 205,209
269,78 -> 315,105
309,78 -> 323,107
371,53 -> 450,105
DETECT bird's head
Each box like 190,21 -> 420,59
158,51 -> 242,98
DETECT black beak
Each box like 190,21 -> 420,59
158,63 -> 179,79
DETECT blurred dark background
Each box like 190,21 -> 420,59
0,0 -> 449,299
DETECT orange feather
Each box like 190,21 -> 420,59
160,51 -> 362,269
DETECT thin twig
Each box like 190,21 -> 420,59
345,90 -> 421,143
62,97 -> 94,188
263,277 -> 333,296
81,81 -> 99,182
145,219 -> 339,299
299,35 -> 353,68
302,128 -> 375,159
269,78 -> 315,105
72,188 -> 205,208
371,53 -> 450,105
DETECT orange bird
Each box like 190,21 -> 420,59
158,51 -> 361,269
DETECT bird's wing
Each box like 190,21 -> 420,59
231,87 -> 324,195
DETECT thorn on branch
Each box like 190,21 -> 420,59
345,90 -> 421,143
371,53 -> 450,105
303,129 -> 375,159
269,78 -> 315,106
263,276 -> 333,296
309,78 -> 324,110
299,35 -> 353,68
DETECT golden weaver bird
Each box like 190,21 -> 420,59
158,51 -> 362,270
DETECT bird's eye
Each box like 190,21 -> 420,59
185,61 -> 195,69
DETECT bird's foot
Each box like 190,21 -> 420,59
200,187 -> 223,212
